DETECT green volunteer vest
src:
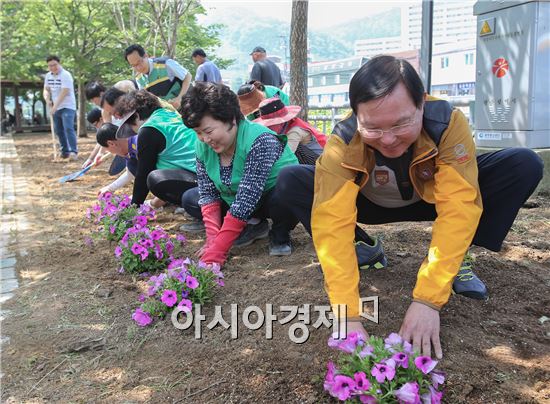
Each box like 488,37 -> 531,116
197,119 -> 298,205
136,57 -> 182,101
264,86 -> 289,105
141,108 -> 197,173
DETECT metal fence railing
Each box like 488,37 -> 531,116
306,96 -> 474,135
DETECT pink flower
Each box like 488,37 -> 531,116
395,381 -> 420,404
109,225 -> 116,234
358,344 -> 374,358
177,298 -> 193,313
392,352 -> 409,369
176,234 -> 186,244
330,375 -> 356,401
359,395 -> 377,404
131,243 -> 144,255
421,385 -> 443,404
132,308 -> 152,327
323,361 -> 336,393
165,241 -> 174,254
150,229 -> 165,240
371,362 -> 396,383
160,289 -> 178,307
328,331 -> 365,354
139,238 -> 154,248
353,371 -> 370,392
154,244 -> 163,259
186,275 -> 199,289
216,279 -> 225,287
133,215 -> 148,228
139,250 -> 149,261
431,371 -> 446,388
114,246 -> 123,258
414,356 -> 438,375
138,294 -> 146,302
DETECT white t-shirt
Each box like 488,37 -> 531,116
44,67 -> 76,110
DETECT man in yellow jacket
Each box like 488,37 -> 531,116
274,55 -> 543,359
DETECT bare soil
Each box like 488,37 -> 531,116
1,132 -> 549,403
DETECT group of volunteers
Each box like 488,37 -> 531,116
46,44 -> 543,359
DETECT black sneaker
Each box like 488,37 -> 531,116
355,238 -> 387,270
233,220 -> 269,247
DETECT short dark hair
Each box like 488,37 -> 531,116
115,89 -> 161,121
124,44 -> 146,61
349,55 -> 425,113
100,87 -> 126,108
179,82 -> 243,128
192,48 -> 206,58
96,123 -> 118,147
85,81 -> 106,101
86,108 -> 102,125
46,55 -> 60,63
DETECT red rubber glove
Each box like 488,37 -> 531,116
200,211 -> 246,266
196,201 -> 222,256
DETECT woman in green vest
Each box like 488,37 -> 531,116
179,82 -> 299,266
113,90 -> 198,208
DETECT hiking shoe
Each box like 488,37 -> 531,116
174,207 -> 186,215
452,254 -> 488,300
356,239 -> 387,270
233,220 -> 269,247
269,239 -> 292,256
179,218 -> 205,233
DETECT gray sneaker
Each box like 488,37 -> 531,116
233,220 -> 269,247
179,218 -> 205,233
269,239 -> 292,256
174,207 -> 186,215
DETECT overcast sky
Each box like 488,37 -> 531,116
198,0 -> 412,30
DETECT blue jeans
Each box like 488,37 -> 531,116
53,108 -> 77,155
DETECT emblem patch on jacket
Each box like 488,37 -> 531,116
374,170 -> 389,185
416,161 -> 435,180
454,143 -> 470,164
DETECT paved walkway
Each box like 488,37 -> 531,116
0,133 -> 30,346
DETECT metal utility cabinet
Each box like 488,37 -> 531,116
474,0 -> 550,148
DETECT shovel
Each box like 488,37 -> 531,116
58,152 -> 112,183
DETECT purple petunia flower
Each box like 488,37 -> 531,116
181,289 -> 189,298
392,352 -> 409,369
133,215 -> 148,228
109,225 -> 116,234
216,279 -> 225,287
353,371 -> 370,392
139,238 -> 154,248
421,385 -> 443,404
371,362 -> 396,383
178,298 -> 193,313
330,375 -> 356,401
84,237 -> 94,247
414,356 -> 438,375
131,243 -> 144,255
358,344 -> 374,358
165,241 -> 174,254
114,246 -> 123,258
395,381 -> 420,404
138,294 -> 146,302
430,370 -> 446,388
175,270 -> 187,283
86,208 -> 92,220
132,308 -> 152,327
139,250 -> 149,261
186,275 -> 199,289
146,285 -> 157,297
176,234 -> 186,244
161,289 -> 178,307
150,229 -> 165,240
359,395 -> 377,404
154,244 -> 163,260
328,331 -> 365,354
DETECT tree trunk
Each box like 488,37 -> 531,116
77,80 -> 87,137
290,0 -> 308,120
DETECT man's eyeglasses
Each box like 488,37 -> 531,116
357,112 -> 419,139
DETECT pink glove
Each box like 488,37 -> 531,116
200,212 -> 246,266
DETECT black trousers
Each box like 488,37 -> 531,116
273,148 -> 544,252
146,169 -> 198,206
181,187 -> 297,243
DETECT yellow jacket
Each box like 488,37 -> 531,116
312,97 -> 482,319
